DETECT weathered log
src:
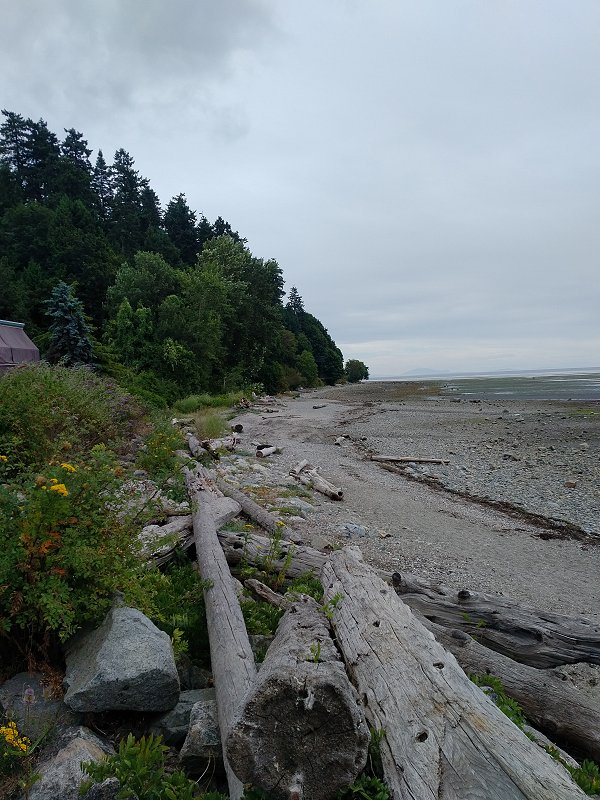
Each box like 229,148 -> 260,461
392,571 -> 600,668
256,445 -> 278,458
370,454 -> 449,465
209,472 -> 303,544
217,529 -> 326,579
423,618 -> 600,762
244,578 -> 291,609
290,461 -> 343,500
312,404 -> 327,409
187,432 -> 212,460
322,547 -> 584,799
185,468 -> 257,800
227,594 -> 369,799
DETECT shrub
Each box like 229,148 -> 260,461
80,733 -> 197,799
0,446 -> 158,658
0,363 -> 144,477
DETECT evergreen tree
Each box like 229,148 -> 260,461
0,110 -> 29,191
109,149 -> 143,254
58,129 -> 94,202
91,150 -> 113,219
24,118 -> 61,202
163,194 -> 199,265
44,281 -> 94,365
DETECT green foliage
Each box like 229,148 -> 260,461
80,733 -> 197,799
469,674 -> 527,729
345,359 -> 370,383
44,281 -> 94,365
286,571 -> 324,601
174,391 -> 246,413
149,556 -> 210,667
240,597 -> 284,636
296,349 -> 320,387
195,411 -> 228,440
0,446 -> 166,658
339,775 -> 389,800
321,592 -> 344,621
134,419 -> 184,484
0,363 -> 144,477
545,748 -> 600,795
309,641 -> 322,662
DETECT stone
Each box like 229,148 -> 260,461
564,480 -> 577,489
0,672 -> 81,741
175,654 -> 212,691
178,696 -> 222,775
150,688 -> 216,746
28,726 -> 113,800
64,605 -> 179,712
341,522 -> 368,538
81,777 -> 127,800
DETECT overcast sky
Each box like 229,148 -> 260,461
2,1 -> 599,376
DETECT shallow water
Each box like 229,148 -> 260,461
436,372 -> 600,401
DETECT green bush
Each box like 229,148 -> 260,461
174,390 -> 246,413
240,597 -> 283,636
0,363 -> 145,477
80,733 -> 197,799
134,419 -> 184,485
0,446 -> 160,658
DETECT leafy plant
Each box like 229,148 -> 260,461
134,420 -> 184,485
240,597 -> 283,636
80,733 -> 197,799
469,674 -> 527,729
286,571 -> 324,601
309,641 -> 322,663
338,774 -> 389,800
321,592 -> 344,621
545,748 -> 600,795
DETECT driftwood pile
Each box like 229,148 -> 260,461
145,416 -> 599,798
173,470 -> 595,797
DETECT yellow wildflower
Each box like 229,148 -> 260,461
0,455 -> 7,462
276,520 -> 286,527
49,483 -> 69,497
50,478 -> 59,485
60,462 -> 76,473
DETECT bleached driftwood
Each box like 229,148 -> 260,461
217,529 -> 326,578
392,571 -> 600,668
322,547 -> 584,799
227,595 -> 369,799
185,468 -> 257,800
256,445 -> 278,458
208,471 -> 303,544
290,460 -> 343,501
423,618 -> 600,762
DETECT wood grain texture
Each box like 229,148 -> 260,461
323,547 -> 584,800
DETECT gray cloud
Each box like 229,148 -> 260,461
2,0 -> 599,374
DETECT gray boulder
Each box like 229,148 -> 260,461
81,778 -> 132,800
178,696 -> 222,775
28,726 -> 112,800
150,688 -> 216,745
64,606 -> 179,712
0,672 -> 81,740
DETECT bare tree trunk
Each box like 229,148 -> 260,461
322,547 -> 585,799
185,468 -> 257,800
227,595 -> 369,800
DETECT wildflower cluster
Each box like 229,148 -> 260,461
0,721 -> 29,753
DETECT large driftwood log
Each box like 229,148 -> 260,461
208,471 -> 303,544
185,469 -> 257,800
392,572 -> 600,668
217,529 -> 326,579
423,618 -> 600,762
322,547 -> 584,799
370,454 -> 449,465
227,595 -> 369,800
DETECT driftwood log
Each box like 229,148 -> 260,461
217,529 -> 327,579
290,460 -> 344,500
423,618 -> 600,762
322,547 -> 584,799
208,472 -> 303,544
227,595 -> 369,799
392,572 -> 600,668
185,468 -> 257,800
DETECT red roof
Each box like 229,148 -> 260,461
0,320 -> 40,371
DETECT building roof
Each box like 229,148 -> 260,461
0,320 -> 40,371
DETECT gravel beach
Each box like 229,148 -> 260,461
226,382 -> 600,620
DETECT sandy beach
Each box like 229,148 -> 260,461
228,382 -> 600,620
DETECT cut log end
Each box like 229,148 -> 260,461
227,669 -> 368,800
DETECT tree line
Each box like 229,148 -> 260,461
0,109 -> 360,403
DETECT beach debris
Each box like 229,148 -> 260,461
255,444 -> 279,458
370,454 -> 449,465
312,403 -> 327,409
290,459 -> 344,500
